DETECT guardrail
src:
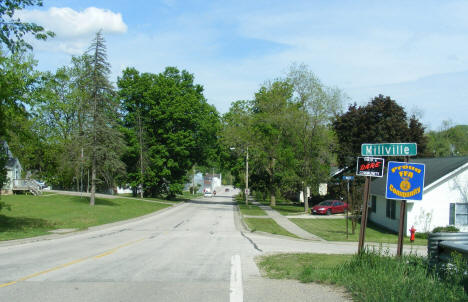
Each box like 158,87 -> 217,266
428,232 -> 468,269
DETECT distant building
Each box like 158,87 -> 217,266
1,141 -> 22,194
369,157 -> 468,236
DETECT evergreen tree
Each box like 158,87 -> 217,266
85,31 -> 124,205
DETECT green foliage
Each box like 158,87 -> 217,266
221,64 -> 344,206
260,250 -> 468,302
432,225 -> 459,233
85,31 -> 125,204
333,94 -> 428,169
118,66 -> 220,198
319,249 -> 467,302
426,123 -> 468,157
0,144 -> 10,212
0,0 -> 55,52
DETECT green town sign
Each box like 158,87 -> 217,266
361,143 -> 417,156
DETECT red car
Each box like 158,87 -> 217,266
311,200 -> 348,215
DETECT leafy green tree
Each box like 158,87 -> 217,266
333,94 -> 427,169
220,100 -> 253,203
286,63 -> 344,211
427,123 -> 468,157
333,95 -> 428,232
119,67 -> 219,198
30,62 -> 86,189
0,0 -> 54,52
250,80 -> 297,206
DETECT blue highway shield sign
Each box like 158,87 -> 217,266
386,161 -> 425,201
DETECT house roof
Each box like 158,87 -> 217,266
5,157 -> 19,169
370,156 -> 468,196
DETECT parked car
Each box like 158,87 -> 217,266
311,200 -> 348,215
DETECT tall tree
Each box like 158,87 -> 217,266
286,63 -> 343,211
250,80 -> 297,206
85,31 -> 124,205
333,94 -> 427,169
119,67 -> 219,198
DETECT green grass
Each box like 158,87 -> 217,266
271,204 -> 306,216
290,218 -> 427,245
237,201 -> 267,216
258,250 -> 468,302
244,218 -> 299,238
258,253 -> 352,279
257,199 -> 306,216
0,194 -> 171,241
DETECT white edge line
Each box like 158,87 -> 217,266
230,254 -> 243,302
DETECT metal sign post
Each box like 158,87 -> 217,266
355,157 -> 383,253
358,177 -> 370,253
386,159 -> 425,256
343,176 -> 354,240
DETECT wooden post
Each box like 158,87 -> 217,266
397,200 -> 406,256
346,180 -> 349,239
396,157 -> 409,257
358,177 -> 371,253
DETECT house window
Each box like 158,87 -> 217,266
450,203 -> 468,226
371,196 -> 377,213
386,199 -> 396,219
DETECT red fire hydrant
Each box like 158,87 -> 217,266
409,225 -> 416,242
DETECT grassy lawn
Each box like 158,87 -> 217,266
244,218 -> 299,238
258,253 -> 352,280
271,204 -> 306,216
290,218 -> 428,246
258,251 -> 467,302
237,201 -> 267,216
0,194 -> 171,241
257,199 -> 306,216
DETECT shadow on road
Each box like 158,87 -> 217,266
187,199 -> 236,206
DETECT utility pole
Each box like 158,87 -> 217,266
192,166 -> 195,194
245,146 -> 249,205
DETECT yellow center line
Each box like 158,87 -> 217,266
0,237 -> 146,288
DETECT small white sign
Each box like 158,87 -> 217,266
319,183 -> 327,196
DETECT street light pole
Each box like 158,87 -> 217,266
245,146 -> 249,205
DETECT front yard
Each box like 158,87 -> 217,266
290,217 -> 428,245
0,194 -> 171,241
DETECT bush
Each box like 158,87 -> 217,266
299,248 -> 467,301
415,232 -> 429,239
433,226 -> 460,233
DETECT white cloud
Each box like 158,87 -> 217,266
17,7 -> 127,54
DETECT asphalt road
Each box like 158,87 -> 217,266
0,190 -> 350,302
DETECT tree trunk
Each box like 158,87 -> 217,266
138,113 -> 144,198
90,156 -> 96,206
303,182 -> 309,213
192,166 -> 195,194
270,186 -> 276,207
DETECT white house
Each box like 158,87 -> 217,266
1,141 -> 22,194
369,156 -> 468,236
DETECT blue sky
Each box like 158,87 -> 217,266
18,0 -> 468,130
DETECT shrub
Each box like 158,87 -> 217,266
433,226 -> 460,233
299,248 -> 467,301
415,232 -> 429,239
